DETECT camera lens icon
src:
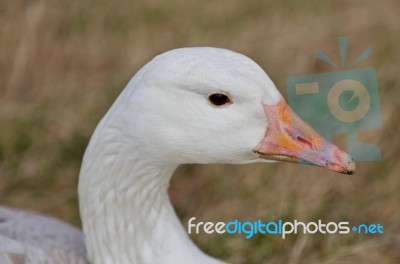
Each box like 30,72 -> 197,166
327,79 -> 370,123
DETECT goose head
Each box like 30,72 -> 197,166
117,47 -> 355,174
80,47 -> 356,264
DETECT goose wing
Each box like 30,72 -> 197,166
0,206 -> 87,264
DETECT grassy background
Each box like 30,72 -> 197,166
1,0 -> 399,263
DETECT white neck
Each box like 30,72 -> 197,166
78,113 -> 225,264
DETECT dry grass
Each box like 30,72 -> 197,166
1,0 -> 399,263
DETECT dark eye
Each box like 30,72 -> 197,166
208,93 -> 231,106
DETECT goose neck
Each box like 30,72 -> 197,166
78,129 -> 223,264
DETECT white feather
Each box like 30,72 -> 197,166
1,47 -> 283,264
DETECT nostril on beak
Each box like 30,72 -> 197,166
296,136 -> 313,148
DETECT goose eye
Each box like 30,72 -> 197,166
208,93 -> 231,106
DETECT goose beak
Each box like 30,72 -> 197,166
254,99 -> 356,175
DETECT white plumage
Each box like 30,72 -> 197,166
0,47 -> 355,264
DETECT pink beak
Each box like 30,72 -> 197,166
254,99 -> 356,175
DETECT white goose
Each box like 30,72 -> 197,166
0,47 -> 355,264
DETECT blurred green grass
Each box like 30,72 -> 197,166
1,0 -> 399,263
